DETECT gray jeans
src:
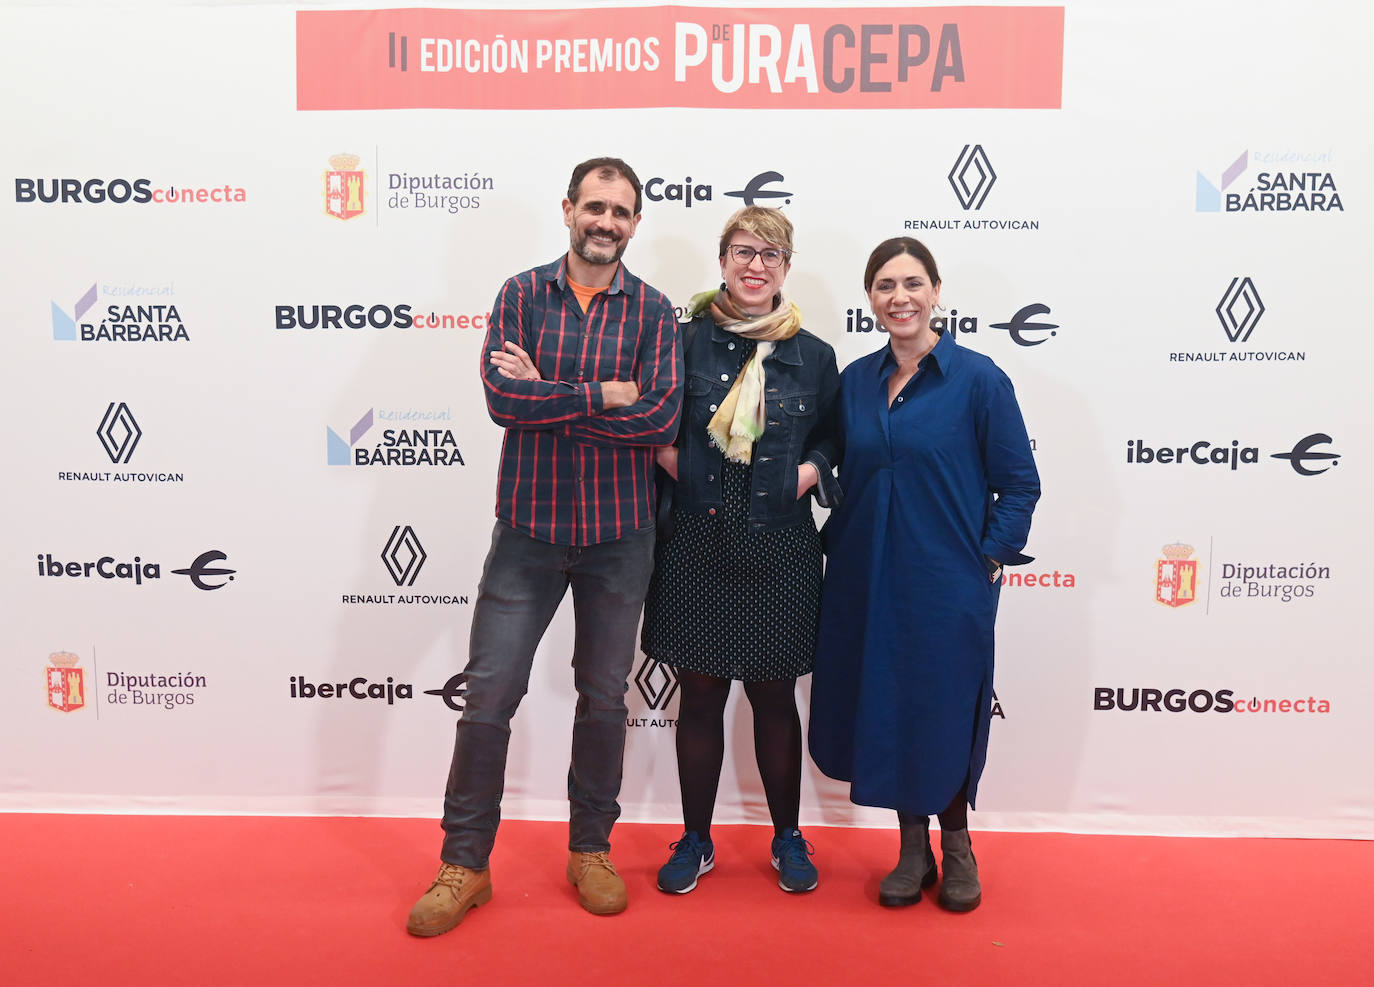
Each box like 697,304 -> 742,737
440,521 -> 656,869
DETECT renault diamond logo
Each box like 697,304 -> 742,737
382,525 -> 426,586
97,402 -> 142,463
1216,277 -> 1265,343
634,656 -> 679,710
949,145 -> 996,210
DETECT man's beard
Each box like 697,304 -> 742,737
571,226 -> 625,266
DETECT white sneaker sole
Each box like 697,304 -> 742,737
658,855 -> 715,894
771,856 -> 819,893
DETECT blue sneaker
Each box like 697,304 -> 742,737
770,828 -> 819,893
657,831 -> 714,894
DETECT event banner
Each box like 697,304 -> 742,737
5,0 -> 1372,838
297,5 -> 1064,110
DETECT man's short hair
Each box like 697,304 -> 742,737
567,157 -> 643,216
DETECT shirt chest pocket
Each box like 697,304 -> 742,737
586,324 -> 643,380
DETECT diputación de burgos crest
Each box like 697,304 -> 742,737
1155,542 -> 1199,609
46,651 -> 87,713
325,152 -> 366,220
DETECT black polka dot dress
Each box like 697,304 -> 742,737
642,342 -> 824,682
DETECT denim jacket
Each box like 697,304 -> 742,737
668,313 -> 841,532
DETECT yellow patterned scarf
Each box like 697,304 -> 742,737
687,288 -> 802,464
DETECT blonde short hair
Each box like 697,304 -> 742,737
717,206 -> 794,260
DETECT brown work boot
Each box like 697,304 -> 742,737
566,851 -> 628,915
406,862 -> 492,937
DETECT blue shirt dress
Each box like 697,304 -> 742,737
808,333 -> 1040,814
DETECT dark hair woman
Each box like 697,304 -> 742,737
809,236 -> 1040,911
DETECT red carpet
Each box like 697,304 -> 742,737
4,815 -> 1369,985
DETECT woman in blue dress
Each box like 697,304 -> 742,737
808,237 -> 1039,912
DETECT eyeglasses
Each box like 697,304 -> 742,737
726,244 -> 788,269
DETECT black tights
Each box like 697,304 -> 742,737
674,669 -> 801,839
937,781 -> 969,830
899,781 -> 971,831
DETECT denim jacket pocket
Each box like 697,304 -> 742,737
779,393 -> 818,460
686,374 -> 715,399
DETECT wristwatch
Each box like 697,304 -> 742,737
985,556 -> 1003,582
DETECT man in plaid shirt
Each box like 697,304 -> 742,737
408,157 -> 683,937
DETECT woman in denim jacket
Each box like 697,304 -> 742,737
641,206 -> 839,895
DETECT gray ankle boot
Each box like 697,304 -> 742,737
937,827 -> 982,912
878,812 -> 938,907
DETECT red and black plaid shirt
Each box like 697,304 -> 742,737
481,256 -> 683,546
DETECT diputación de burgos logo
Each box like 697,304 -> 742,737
16,177 -> 247,205
1153,540 -> 1332,612
319,150 -> 493,222
274,303 -> 489,332
104,671 -> 208,710
50,279 -> 189,343
46,651 -> 88,713
1155,542 -> 1200,608
1215,559 -> 1331,603
340,524 -> 471,608
46,650 -> 209,714
324,153 -> 366,220
904,144 -> 1041,234
1125,433 -> 1340,476
1093,688 -> 1331,715
326,407 -> 465,467
1195,149 -> 1344,213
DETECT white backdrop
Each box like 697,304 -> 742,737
3,0 -> 1371,838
